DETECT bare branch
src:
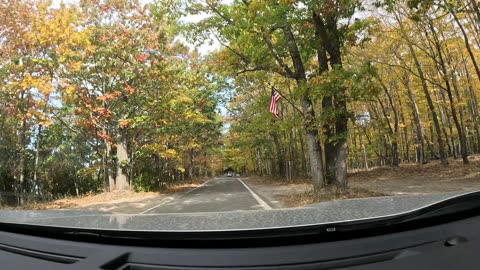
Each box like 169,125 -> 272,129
205,1 -> 233,25
262,31 -> 295,78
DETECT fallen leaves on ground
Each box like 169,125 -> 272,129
162,178 -> 209,194
277,187 -> 386,208
249,155 -> 480,208
349,155 -> 480,182
244,176 -> 311,185
10,178 -> 209,210
14,190 -> 158,210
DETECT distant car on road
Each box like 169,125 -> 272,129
227,172 -> 233,177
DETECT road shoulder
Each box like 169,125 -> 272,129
241,177 -> 310,209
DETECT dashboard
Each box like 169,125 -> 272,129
0,212 -> 479,269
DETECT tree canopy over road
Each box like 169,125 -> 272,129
1,0 -> 480,204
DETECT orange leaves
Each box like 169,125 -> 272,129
123,85 -> 135,94
96,91 -> 121,102
99,35 -> 108,43
119,119 -> 130,129
97,133 -> 112,143
136,53 -> 148,63
197,99 -> 206,109
92,107 -> 112,118
100,5 -> 110,13
96,95 -> 107,102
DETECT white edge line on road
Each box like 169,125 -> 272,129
139,178 -> 215,214
236,178 -> 273,210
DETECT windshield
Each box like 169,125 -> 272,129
0,0 -> 479,231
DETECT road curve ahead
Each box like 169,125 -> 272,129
142,178 -> 273,214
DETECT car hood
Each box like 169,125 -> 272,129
0,191 -> 475,232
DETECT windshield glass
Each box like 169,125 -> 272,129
0,0 -> 479,230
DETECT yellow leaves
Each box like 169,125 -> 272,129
27,4 -> 91,63
63,85 -> 76,100
39,119 -> 52,127
21,75 -> 53,96
161,149 -> 178,159
457,101 -> 468,107
168,92 -> 193,108
185,111 -> 196,120
178,93 -> 193,104
140,143 -> 180,160
86,44 -> 97,54
278,0 -> 295,5
70,61 -> 83,71
185,111 -> 209,124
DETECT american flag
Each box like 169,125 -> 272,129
269,88 -> 281,117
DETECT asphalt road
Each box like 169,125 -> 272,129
140,177 -> 273,214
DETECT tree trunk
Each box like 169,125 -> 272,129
396,13 -> 448,164
281,25 -> 325,189
434,90 -> 452,157
312,13 -> 335,184
272,132 -> 286,177
312,11 -> 348,190
323,96 -> 336,184
105,138 -> 115,190
113,130 -> 129,191
298,129 -> 307,177
464,59 -> 480,153
328,46 -> 348,190
188,148 -> 195,179
17,116 -> 27,205
300,96 -> 324,190
428,21 -> 468,164
290,128 -> 298,177
33,125 -> 42,196
402,73 -> 426,164
377,79 -> 400,166
397,97 -> 410,162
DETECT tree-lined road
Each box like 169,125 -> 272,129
140,178 -> 273,214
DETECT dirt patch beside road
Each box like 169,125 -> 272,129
8,178 -> 210,211
245,155 -> 480,208
244,177 -> 385,208
242,177 -> 311,208
350,156 -> 480,195
276,187 -> 386,208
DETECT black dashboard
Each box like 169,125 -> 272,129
1,212 -> 479,270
